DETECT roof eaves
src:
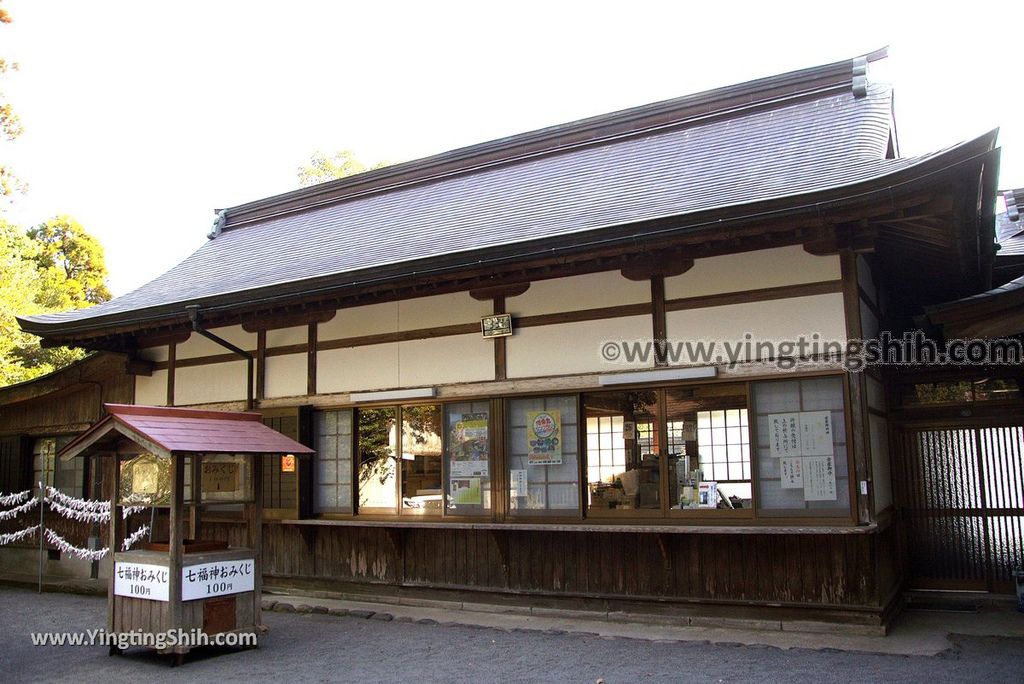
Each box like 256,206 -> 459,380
17,128 -> 996,343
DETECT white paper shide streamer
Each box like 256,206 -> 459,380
0,496 -> 39,521
46,487 -> 111,513
0,524 -> 39,545
1,488 -> 152,556
122,525 -> 151,551
44,528 -> 109,561
46,498 -> 110,524
0,490 -> 32,507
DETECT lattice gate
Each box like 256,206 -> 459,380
894,421 -> 1024,593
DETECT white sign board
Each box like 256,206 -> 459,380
803,455 -> 838,501
780,457 -> 804,489
182,558 -> 256,601
509,469 -> 528,499
768,413 -> 801,458
114,562 -> 170,602
799,411 -> 834,456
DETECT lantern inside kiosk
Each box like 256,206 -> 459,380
59,404 -> 313,665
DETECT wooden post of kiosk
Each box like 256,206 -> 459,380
57,404 -> 313,666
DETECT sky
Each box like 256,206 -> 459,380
2,1 -> 1021,296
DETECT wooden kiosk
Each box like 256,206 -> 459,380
59,404 -> 314,664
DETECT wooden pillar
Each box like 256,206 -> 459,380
189,454 -> 202,541
493,296 -> 507,381
307,323 -> 318,396
166,343 -> 176,407
651,275 -> 667,366
469,283 -> 529,381
255,330 -> 267,402
840,248 -> 874,523
248,453 -> 263,627
167,454 -> 186,639
106,453 -> 122,632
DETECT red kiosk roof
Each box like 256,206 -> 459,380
60,404 -> 315,460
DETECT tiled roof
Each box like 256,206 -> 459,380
20,53 -> 989,336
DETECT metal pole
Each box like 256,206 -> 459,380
37,481 -> 44,594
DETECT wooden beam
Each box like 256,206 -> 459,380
621,251 -> 693,281
241,309 -> 336,333
136,329 -> 191,349
665,280 -> 842,312
124,357 -> 154,377
469,282 -> 530,301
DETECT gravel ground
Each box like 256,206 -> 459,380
1,587 -> 1022,683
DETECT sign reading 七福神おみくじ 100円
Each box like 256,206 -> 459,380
114,561 -> 170,601
181,558 -> 255,601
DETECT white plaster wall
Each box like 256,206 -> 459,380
174,361 -> 248,405
664,246 -> 841,300
317,343 -> 401,393
507,271 -> 649,316
397,292 -> 492,331
175,325 -> 254,359
507,315 -> 652,378
266,325 -> 307,348
398,334 -> 494,386
265,353 -> 307,398
135,370 -> 167,406
664,293 -> 847,364
318,302 -> 398,340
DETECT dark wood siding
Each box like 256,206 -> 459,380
0,435 -> 31,492
201,521 -> 898,621
0,353 -> 134,437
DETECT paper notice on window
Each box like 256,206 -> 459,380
803,455 -> 837,501
450,478 -> 482,505
768,413 -> 801,458
780,457 -> 803,489
799,411 -> 834,456
526,410 -> 562,465
509,469 -> 527,499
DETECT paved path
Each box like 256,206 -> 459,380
1,587 -> 1022,683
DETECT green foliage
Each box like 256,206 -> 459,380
0,0 -> 25,200
28,215 -> 112,306
296,150 -> 390,188
0,217 -> 111,386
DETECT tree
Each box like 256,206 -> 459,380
0,221 -> 43,385
28,215 -> 112,307
297,150 -> 390,188
0,217 -> 111,386
0,0 -> 26,200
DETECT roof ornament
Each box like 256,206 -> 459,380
207,210 -> 227,240
851,57 -> 869,98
